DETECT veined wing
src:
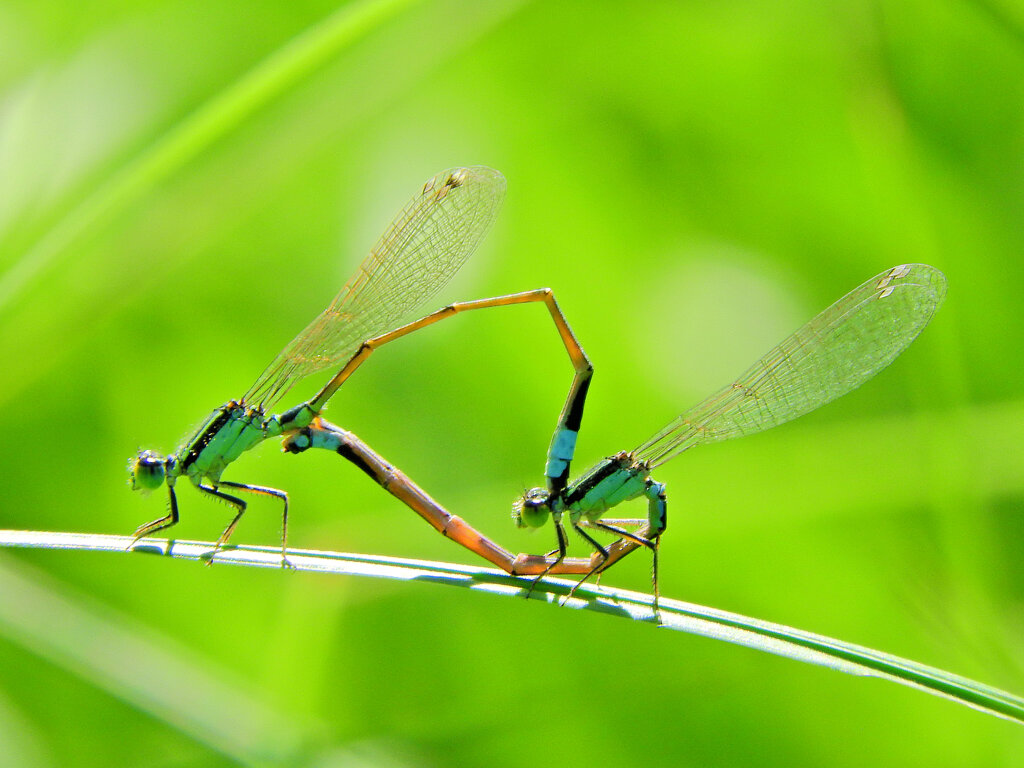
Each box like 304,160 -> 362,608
634,264 -> 946,467
245,166 -> 506,408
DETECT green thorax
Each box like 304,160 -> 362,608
559,451 -> 650,523
171,400 -> 317,484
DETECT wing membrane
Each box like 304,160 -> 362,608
245,166 -> 506,408
634,264 -> 946,467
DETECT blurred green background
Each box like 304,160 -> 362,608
1,0 -> 1023,764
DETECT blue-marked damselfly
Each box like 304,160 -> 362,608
508,264 -> 947,604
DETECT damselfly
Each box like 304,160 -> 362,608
129,166 -> 593,564
506,263 -> 947,604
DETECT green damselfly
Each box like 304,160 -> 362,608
129,166 -> 530,561
130,166 -> 608,572
506,263 -> 947,603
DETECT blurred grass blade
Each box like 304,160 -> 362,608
0,0 -> 419,315
0,550 -> 317,764
2,529 -> 1022,725
967,0 -> 1024,51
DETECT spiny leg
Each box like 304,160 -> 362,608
217,480 -> 292,568
560,522 -> 612,605
643,482 -> 667,614
196,483 -> 248,565
583,481 -> 667,615
129,485 -> 180,546
588,518 -> 646,585
578,527 -> 649,579
572,482 -> 668,615
586,521 -> 659,598
650,534 -> 661,615
525,519 -> 571,599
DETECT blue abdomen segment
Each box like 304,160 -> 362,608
545,426 -> 579,482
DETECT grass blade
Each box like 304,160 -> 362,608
2,528 -> 1021,725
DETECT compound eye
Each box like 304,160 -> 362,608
512,488 -> 550,529
130,450 -> 166,492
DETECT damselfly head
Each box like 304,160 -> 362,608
129,450 -> 167,492
512,487 -> 550,529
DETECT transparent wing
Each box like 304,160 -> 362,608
245,166 -> 506,408
634,264 -> 947,467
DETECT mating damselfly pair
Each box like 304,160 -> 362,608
129,166 -> 947,604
